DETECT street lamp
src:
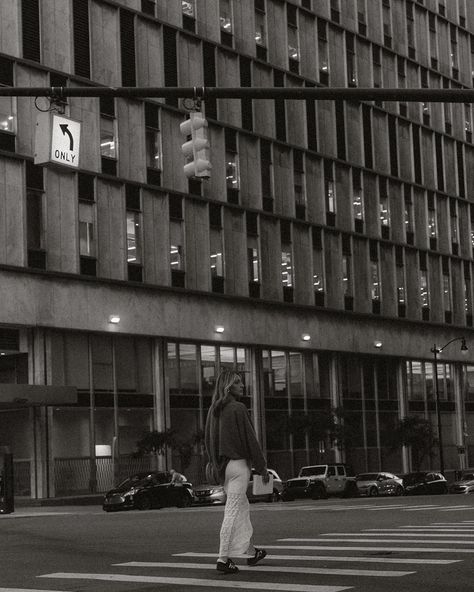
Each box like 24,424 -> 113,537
430,337 -> 468,475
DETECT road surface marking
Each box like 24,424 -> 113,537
283,537 -> 474,544
115,561 -> 414,577
0,589 -> 69,592
38,572 -> 351,591
268,544 -> 474,553
173,552 -> 459,565
321,531 -> 474,545
367,528 -> 474,532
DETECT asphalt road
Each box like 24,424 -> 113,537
1,494 -> 473,592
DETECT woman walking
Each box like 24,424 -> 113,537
205,370 -> 270,575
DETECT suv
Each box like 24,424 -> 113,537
281,464 -> 357,501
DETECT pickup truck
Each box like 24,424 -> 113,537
281,464 -> 358,501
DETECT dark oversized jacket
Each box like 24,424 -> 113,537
205,400 -> 266,484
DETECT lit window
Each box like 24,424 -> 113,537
146,129 -> 162,170
353,188 -> 363,220
420,270 -> 429,308
126,211 -> 141,263
342,255 -> 351,295
397,266 -> 406,304
428,208 -> 437,237
100,117 -> 117,159
380,195 -> 390,227
281,251 -> 293,287
79,203 -> 95,257
219,0 -> 233,33
443,273 -> 452,312
170,220 -> 183,270
0,97 -> 15,132
248,247 -> 259,282
210,230 -> 224,277
182,0 -> 195,17
226,151 -> 240,189
255,10 -> 266,47
371,261 -> 380,300
313,250 -> 324,292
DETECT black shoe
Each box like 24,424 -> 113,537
247,548 -> 267,566
216,559 -> 239,574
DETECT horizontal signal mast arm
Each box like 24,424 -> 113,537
1,86 -> 474,102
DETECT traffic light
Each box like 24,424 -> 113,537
180,111 -> 212,178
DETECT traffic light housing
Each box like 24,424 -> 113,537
180,111 -> 212,178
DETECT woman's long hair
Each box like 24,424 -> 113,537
210,370 -> 241,417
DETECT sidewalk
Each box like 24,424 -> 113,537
15,493 -> 103,507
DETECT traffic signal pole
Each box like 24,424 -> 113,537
2,86 -> 474,102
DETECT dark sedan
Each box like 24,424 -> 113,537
103,471 -> 194,511
402,471 -> 448,495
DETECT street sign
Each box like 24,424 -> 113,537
34,112 -> 81,169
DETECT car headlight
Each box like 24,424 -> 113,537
123,487 -> 139,497
210,488 -> 224,495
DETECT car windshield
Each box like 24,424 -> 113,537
461,473 -> 474,480
356,473 -> 378,480
116,473 -> 167,490
300,466 -> 326,476
403,473 -> 424,485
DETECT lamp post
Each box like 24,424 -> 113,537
430,337 -> 468,475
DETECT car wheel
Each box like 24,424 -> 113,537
368,486 -> 379,497
135,495 -> 152,511
395,485 -> 404,496
310,485 -> 326,500
266,489 -> 280,503
177,494 -> 193,508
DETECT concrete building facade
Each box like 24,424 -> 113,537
0,0 -> 474,498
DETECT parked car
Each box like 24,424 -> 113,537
193,468 -> 282,505
281,464 -> 358,501
355,472 -> 404,497
402,471 -> 448,495
449,472 -> 474,494
103,471 -> 194,512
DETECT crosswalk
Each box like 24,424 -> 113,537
26,518 -> 473,592
248,501 -> 474,513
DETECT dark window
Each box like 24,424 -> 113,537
169,195 -> 183,220
240,56 -> 253,131
100,97 -> 115,118
203,43 -> 217,119
141,0 -> 155,16
26,161 -> 44,191
363,104 -> 373,169
260,140 -> 272,204
0,56 -> 14,86
78,173 -> 95,201
435,134 -> 444,191
120,10 -> 136,86
305,82 -> 317,151
335,101 -> 346,160
412,125 -> 422,184
388,115 -> 398,177
171,269 -> 186,288
80,257 -> 97,276
22,0 -> 40,62
312,226 -> 322,249
209,203 -> 222,228
128,263 -> 143,282
72,0 -> 90,78
246,211 -> 258,235
145,102 -> 159,129
457,143 -> 465,197
163,27 -> 178,107
274,70 -> 286,142
280,220 -> 291,243
125,184 -> 141,210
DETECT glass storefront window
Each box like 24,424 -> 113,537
272,350 -> 287,396
289,352 -> 303,397
180,344 -> 198,393
0,97 -> 15,132
201,345 -> 216,396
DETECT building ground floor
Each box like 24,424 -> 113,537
0,271 -> 473,498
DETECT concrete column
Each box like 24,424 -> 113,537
152,337 -> 167,471
397,361 -> 410,473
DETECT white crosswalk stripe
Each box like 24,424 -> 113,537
0,588 -> 69,592
115,560 -> 415,577
36,518 -> 473,591
174,551 -> 459,565
39,573 -> 351,592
